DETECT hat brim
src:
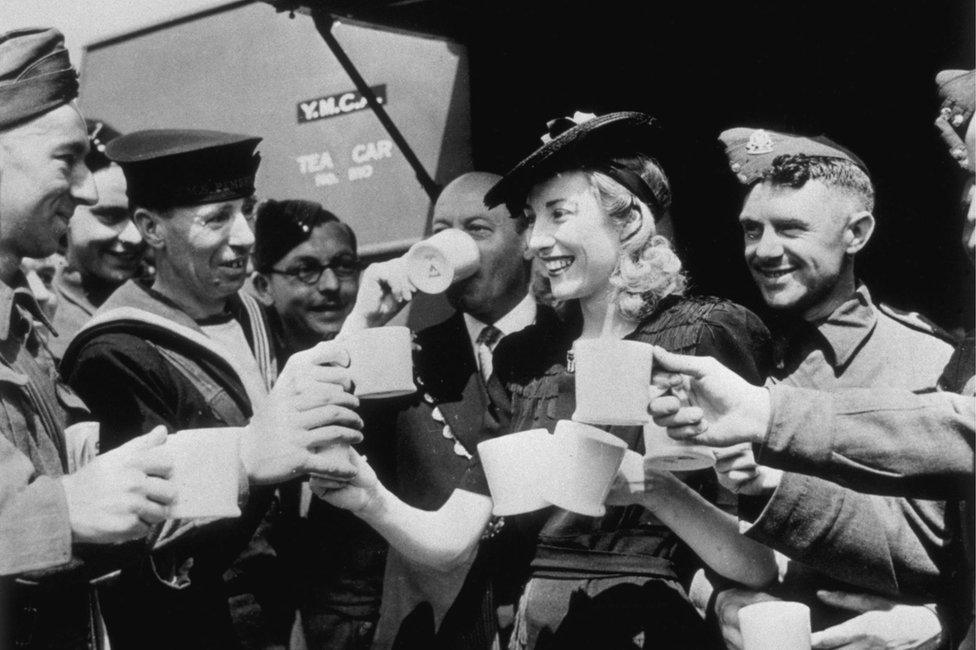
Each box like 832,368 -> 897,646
484,111 -> 660,208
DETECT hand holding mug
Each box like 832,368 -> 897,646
310,450 -> 382,514
605,450 -> 684,508
241,340 -> 363,484
61,426 -> 176,544
714,588 -> 786,650
714,443 -> 783,496
810,591 -> 943,650
649,347 -> 771,448
340,258 -> 415,335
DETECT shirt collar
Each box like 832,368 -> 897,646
0,270 -> 56,342
812,283 -> 877,368
53,265 -> 95,316
462,292 -> 538,348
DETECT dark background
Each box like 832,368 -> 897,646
454,0 -> 975,332
300,0 -> 973,329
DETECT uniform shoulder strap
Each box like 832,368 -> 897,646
877,303 -> 957,345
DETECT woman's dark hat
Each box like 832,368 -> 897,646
484,111 -> 661,210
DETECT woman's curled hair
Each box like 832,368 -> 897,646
586,154 -> 686,321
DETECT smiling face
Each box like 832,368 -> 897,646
739,180 -> 863,320
264,222 -> 360,344
524,171 -> 620,303
144,196 -> 256,315
434,172 -> 530,323
0,103 -> 98,262
66,164 -> 145,283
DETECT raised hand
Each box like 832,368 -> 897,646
714,443 -> 783,496
241,340 -> 364,485
310,449 -> 380,514
339,258 -> 415,334
605,450 -> 684,508
648,346 -> 771,448
810,591 -> 943,649
714,587 -> 783,650
61,426 -> 176,544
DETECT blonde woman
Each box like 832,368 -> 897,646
320,112 -> 776,649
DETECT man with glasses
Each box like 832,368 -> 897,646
252,199 -> 361,354
60,131 -> 365,649
251,198 -> 384,649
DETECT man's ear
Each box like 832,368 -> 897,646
844,210 -> 875,255
250,273 -> 274,306
133,207 -> 165,250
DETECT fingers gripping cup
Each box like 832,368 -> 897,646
405,229 -> 481,294
738,601 -> 811,650
165,428 -> 242,519
478,429 -> 552,516
543,420 -> 628,517
643,421 -> 715,471
572,339 -> 654,426
311,442 -> 358,480
343,326 -> 416,399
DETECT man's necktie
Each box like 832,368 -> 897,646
476,324 -> 502,382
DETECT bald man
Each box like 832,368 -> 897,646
359,172 -> 540,648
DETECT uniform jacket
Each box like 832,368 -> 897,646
61,280 -> 276,650
0,273 -> 95,649
47,265 -> 99,361
759,385 -> 974,499
747,285 -> 958,628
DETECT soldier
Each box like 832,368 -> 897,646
0,27 -> 177,649
59,130 -> 367,649
47,119 -> 145,360
711,128 -> 955,649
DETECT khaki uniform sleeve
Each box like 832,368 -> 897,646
0,435 -> 72,575
759,385 -> 974,499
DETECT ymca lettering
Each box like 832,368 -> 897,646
297,85 -> 387,124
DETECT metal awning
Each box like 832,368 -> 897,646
262,0 -> 460,225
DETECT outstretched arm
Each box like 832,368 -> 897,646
608,453 -> 777,588
648,347 -> 974,499
312,451 -> 492,571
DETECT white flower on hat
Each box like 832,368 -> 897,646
541,111 -> 599,144
571,111 -> 597,124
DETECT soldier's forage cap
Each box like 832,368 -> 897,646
719,127 -> 869,186
0,28 -> 79,131
484,111 -> 666,218
106,129 -> 262,210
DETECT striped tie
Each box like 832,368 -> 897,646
476,324 -> 502,382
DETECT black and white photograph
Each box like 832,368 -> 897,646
0,1 -> 973,648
